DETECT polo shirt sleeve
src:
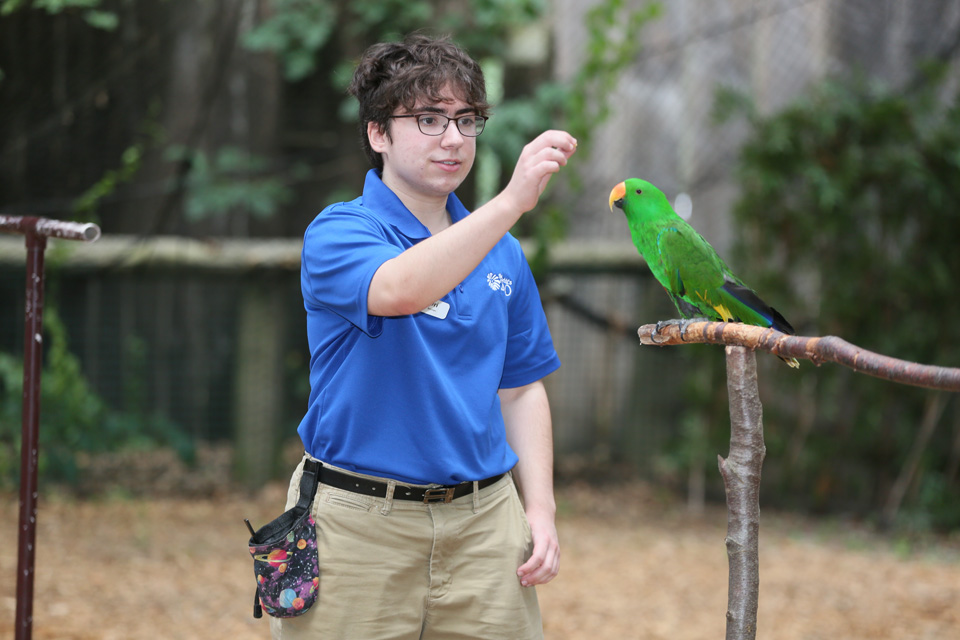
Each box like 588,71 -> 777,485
499,245 -> 561,389
300,204 -> 402,337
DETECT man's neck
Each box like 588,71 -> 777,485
382,176 -> 452,236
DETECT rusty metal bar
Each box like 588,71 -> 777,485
1,216 -> 101,640
0,215 -> 101,242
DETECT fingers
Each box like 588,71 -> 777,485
517,518 -> 560,587
517,537 -> 560,586
536,129 -> 578,157
517,144 -> 570,183
525,131 -> 577,171
505,130 -> 578,212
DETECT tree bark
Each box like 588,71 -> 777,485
720,346 -> 765,640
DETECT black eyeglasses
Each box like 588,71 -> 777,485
389,113 -> 487,137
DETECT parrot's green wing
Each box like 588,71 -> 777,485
656,224 -> 794,331
651,224 -> 729,320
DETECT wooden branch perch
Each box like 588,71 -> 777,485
638,321 -> 960,392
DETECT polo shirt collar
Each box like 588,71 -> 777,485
361,169 -> 469,239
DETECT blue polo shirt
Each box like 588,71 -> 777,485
296,170 -> 561,485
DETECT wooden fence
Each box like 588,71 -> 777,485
0,235 -> 666,487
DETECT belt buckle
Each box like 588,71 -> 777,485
423,486 -> 455,503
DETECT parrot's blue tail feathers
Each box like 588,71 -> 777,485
720,282 -> 795,335
766,306 -> 795,336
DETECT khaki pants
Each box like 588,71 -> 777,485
270,455 -> 543,640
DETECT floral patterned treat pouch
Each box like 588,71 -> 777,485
247,458 -> 321,618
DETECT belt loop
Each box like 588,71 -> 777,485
381,479 -> 396,515
472,480 -> 480,514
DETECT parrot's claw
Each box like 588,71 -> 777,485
655,317 -> 710,341
678,317 -> 710,341
654,318 -> 682,336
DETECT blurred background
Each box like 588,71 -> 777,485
1,0 -> 959,533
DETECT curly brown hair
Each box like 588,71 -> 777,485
348,33 -> 491,170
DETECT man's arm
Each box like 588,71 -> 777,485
368,131 -> 577,317
499,379 -> 560,586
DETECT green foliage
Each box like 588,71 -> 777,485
243,0 -> 545,82
242,0 -> 337,81
483,83 -> 571,173
242,0 -> 661,243
478,1 -> 662,170
72,144 -> 144,219
488,1 -> 661,273
72,102 -> 165,220
471,79 -> 572,274
1,0 -> 117,30
341,0 -> 433,42
912,472 -> 960,530
73,102 -> 302,223
565,0 -> 662,151
164,145 -> 309,222
718,66 -> 960,528
0,309 -> 193,489
0,0 -> 117,83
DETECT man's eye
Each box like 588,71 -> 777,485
419,116 -> 438,126
458,116 -> 476,126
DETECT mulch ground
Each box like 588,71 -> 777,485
1,451 -> 958,639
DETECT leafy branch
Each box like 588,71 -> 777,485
565,0 -> 662,151
242,0 -> 545,82
164,146 -> 309,222
0,0 -> 117,30
0,0 -> 116,80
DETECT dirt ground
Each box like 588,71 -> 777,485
2,470 -> 959,640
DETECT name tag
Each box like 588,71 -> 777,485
421,300 -> 450,320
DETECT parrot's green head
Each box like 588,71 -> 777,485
608,178 -> 672,222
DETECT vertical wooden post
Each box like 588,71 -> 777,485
719,345 -> 765,640
233,279 -> 284,488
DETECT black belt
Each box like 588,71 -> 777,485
318,466 -> 506,504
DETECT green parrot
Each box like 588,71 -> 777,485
609,178 -> 799,367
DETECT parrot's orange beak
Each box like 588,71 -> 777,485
608,182 -> 626,211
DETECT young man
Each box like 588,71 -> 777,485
272,34 -> 577,639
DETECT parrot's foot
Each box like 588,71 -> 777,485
654,318 -> 682,335
655,317 -> 711,341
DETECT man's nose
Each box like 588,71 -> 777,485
440,122 -> 464,146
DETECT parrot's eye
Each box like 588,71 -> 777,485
636,189 -> 642,195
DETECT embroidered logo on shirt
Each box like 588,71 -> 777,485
486,273 -> 513,297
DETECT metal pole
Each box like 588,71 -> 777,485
0,216 -> 101,640
15,229 -> 46,640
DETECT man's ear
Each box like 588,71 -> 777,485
368,121 -> 389,153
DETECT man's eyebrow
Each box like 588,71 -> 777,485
415,105 -> 478,116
